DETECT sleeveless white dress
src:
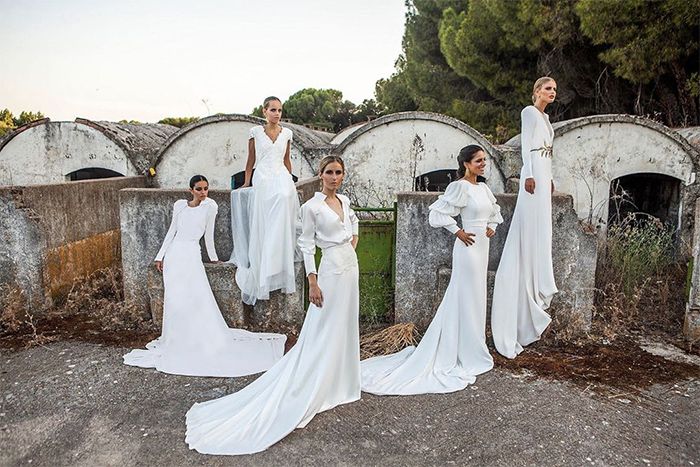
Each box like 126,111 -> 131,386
123,198 -> 286,377
361,181 -> 502,395
186,192 -> 361,455
234,126 -> 299,305
491,105 -> 558,359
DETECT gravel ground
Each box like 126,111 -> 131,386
1,341 -> 698,466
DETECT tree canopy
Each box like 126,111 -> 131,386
375,0 -> 699,142
0,109 -> 45,137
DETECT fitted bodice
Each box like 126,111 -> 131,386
250,126 -> 293,176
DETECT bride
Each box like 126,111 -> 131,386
123,175 -> 286,377
186,156 -> 361,455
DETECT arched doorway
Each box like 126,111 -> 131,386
608,173 -> 682,227
66,167 -> 123,181
415,169 -> 486,192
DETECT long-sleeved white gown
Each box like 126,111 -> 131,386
185,192 -> 360,455
491,105 -> 558,359
123,197 -> 286,377
361,180 -> 502,395
233,125 -> 299,305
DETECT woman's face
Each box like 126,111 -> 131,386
465,150 -> 487,177
320,161 -> 344,191
190,180 -> 209,202
263,100 -> 283,124
535,80 -> 557,104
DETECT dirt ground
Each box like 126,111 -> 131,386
1,323 -> 698,466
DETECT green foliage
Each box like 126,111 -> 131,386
0,108 -> 45,137
251,89 -> 385,132
606,214 -> 675,296
376,0 -> 699,139
157,116 -> 199,128
118,119 -> 142,125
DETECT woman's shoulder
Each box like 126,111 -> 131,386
249,125 -> 263,138
174,199 -> 188,208
203,197 -> 218,209
521,105 -> 538,116
337,193 -> 351,204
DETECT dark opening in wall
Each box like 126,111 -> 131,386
231,170 -> 298,189
415,169 -> 486,191
608,173 -> 681,227
66,168 -> 123,181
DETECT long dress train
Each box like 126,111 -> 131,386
361,181 -> 502,395
123,198 -> 286,377
491,105 -> 558,359
234,125 -> 299,305
186,192 -> 360,455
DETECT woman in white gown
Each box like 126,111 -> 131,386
361,145 -> 502,395
186,156 -> 360,455
235,96 -> 299,305
123,175 -> 286,377
491,77 -> 559,359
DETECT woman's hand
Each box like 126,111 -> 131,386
486,227 -> 495,238
309,285 -> 324,308
155,260 -> 163,272
551,180 -> 555,194
351,235 -> 359,250
456,229 -> 475,246
240,182 -> 251,189
525,177 -> 536,194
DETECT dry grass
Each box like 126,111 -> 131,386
360,322 -> 421,359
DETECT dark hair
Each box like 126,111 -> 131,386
189,174 -> 208,189
456,145 -> 484,178
263,96 -> 281,109
319,155 -> 345,174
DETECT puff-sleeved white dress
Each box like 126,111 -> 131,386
123,198 -> 286,377
361,180 -> 502,395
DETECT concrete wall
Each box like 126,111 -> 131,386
0,176 -> 148,311
394,192 -> 597,333
685,200 -> 700,341
121,177 -> 320,328
0,120 -> 175,186
334,112 -> 506,207
153,115 -> 329,190
0,122 -> 138,185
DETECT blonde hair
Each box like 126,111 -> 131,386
532,77 -> 555,104
319,155 -> 345,174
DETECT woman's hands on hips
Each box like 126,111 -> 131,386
456,229 -> 475,246
486,227 -> 495,238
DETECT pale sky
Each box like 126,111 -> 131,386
0,0 -> 406,122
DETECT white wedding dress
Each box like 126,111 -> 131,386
491,105 -> 558,359
233,125 -> 299,305
186,192 -> 361,455
361,181 -> 502,395
123,198 -> 286,377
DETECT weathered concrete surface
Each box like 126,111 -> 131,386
1,341 -> 698,466
0,120 -> 175,185
0,177 -> 147,310
395,192 -> 597,332
152,114 -> 332,190
121,177 -> 320,329
501,115 -> 699,243
334,112 -> 505,206
685,200 -> 700,341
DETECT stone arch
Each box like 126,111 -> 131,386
548,115 -> 697,231
334,111 -> 505,206
0,119 -> 174,186
153,114 -> 330,189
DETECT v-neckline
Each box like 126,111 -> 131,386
534,107 -> 554,138
263,126 -> 282,144
324,196 -> 345,223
